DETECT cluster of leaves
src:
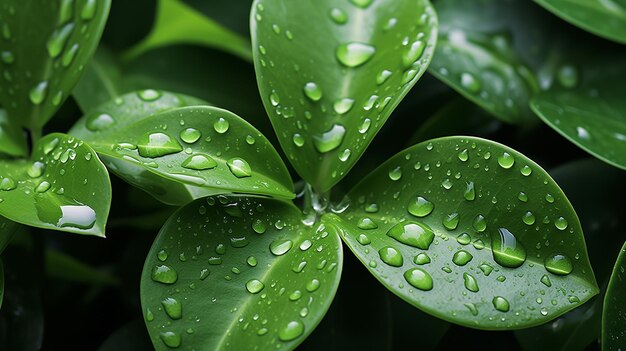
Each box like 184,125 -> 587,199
0,0 -> 625,350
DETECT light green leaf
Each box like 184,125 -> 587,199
332,136 -> 597,329
534,0 -> 626,44
252,0 -> 438,192
123,0 -> 252,62
0,109 -> 27,157
603,241 -> 626,350
0,0 -> 111,129
70,90 -> 293,204
0,133 -> 111,236
141,196 -> 343,350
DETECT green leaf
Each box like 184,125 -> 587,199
141,196 -> 343,350
0,0 -> 111,129
0,215 -> 18,254
73,47 -> 124,113
603,241 -> 626,350
98,319 -> 152,351
534,0 -> 626,44
252,0 -> 438,192
45,249 -> 120,286
429,0 -> 552,124
0,109 -> 27,157
0,133 -> 111,236
531,56 -> 626,172
123,0 -> 252,62
70,90 -> 293,204
0,259 -> 4,308
332,136 -> 597,330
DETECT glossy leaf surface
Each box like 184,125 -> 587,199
603,241 -> 626,350
252,0 -> 437,191
0,109 -> 27,157
124,0 -> 252,62
141,196 -> 343,350
0,133 -> 111,236
334,136 -> 597,329
70,90 -> 293,204
534,0 -> 626,44
0,0 -> 111,128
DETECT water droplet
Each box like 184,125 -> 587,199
247,256 -> 258,267
557,64 -> 578,88
544,254 -> 573,275
386,221 -> 434,250
86,113 -> 115,131
270,240 -> 293,256
62,43 -> 79,67
334,98 -> 355,115
540,274 -> 552,287
497,152 -> 515,169
252,220 -> 267,234
378,246 -> 403,267
80,0 -> 97,20
27,162 -> 45,178
464,181 -> 475,201
357,234 -> 371,245
336,42 -> 376,67
151,265 -> 178,284
292,133 -> 305,147
460,73 -> 481,93
414,253 -> 431,265
554,217 -> 568,231
138,89 -> 161,101
388,166 -> 402,181
159,331 -> 181,348
359,118 -> 371,133
29,81 -> 48,105
403,268 -> 433,291
407,196 -> 434,217
479,263 -> 494,276
278,320 -> 304,341
213,118 -> 230,133
1,51 -> 14,64
306,279 -> 320,292
377,69 -> 392,85
492,228 -> 526,268
329,8 -> 348,24
441,178 -> 453,190
137,132 -> 183,158
357,217 -> 378,229
182,154 -> 217,170
518,192 -> 528,202
463,272 -> 479,292
458,149 -> 469,162
180,128 -> 201,144
452,250 -> 473,266
0,177 -> 16,191
246,279 -> 265,294
465,303 -> 479,316
457,233 -> 471,245
472,215 -> 487,232
303,82 -> 323,102
492,296 -> 510,312
313,124 -> 346,153
522,211 -> 535,225
227,158 -> 252,178
520,165 -> 532,176
350,0 -> 373,8
47,23 -> 74,58
403,40 -> 425,68
545,194 -> 555,203
161,297 -> 182,319
35,181 -> 51,193
443,212 -> 460,230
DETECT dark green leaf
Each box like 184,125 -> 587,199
0,216 -> 18,255
0,260 -> 4,308
332,136 -> 597,329
45,249 -> 120,286
70,91 -> 293,204
0,133 -> 111,236
534,0 -> 626,44
603,242 -> 626,350
0,109 -> 27,157
123,0 -> 252,62
73,47 -> 124,113
252,0 -> 438,192
0,0 -> 111,129
98,319 -> 152,351
141,196 -> 342,350
388,292 -> 450,350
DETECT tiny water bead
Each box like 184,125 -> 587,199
386,221 -> 435,250
137,132 -> 183,158
336,42 -> 376,68
497,152 -> 515,169
246,279 -> 265,294
492,296 -> 510,312
313,124 -> 346,153
278,320 -> 304,341
544,254 -> 573,276
491,228 -> 527,268
182,154 -> 217,170
329,8 -> 348,24
303,82 -> 323,102
407,196 -> 434,217
403,268 -> 433,291
379,246 -> 403,267
151,265 -> 178,284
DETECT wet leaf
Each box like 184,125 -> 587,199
603,241 -> 626,350
534,0 -> 626,44
141,196 -> 342,350
252,0 -> 437,192
70,90 -> 293,204
332,136 -> 597,329
0,109 -> 27,157
0,0 -> 111,129
0,133 -> 111,236
123,0 -> 251,62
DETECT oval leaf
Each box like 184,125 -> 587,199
0,133 -> 111,236
0,109 -> 27,157
141,196 -> 343,350
70,90 -> 294,204
603,241 -> 626,350
0,0 -> 111,129
332,136 -> 597,329
534,0 -> 626,44
252,0 -> 437,192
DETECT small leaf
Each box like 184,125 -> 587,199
0,109 -> 27,157
531,56 -> 626,171
0,0 -> 111,129
333,136 -> 597,329
534,0 -> 626,44
603,242 -> 626,350
252,0 -> 438,192
141,196 -> 343,350
123,0 -> 252,62
0,133 -> 111,236
70,91 -> 294,204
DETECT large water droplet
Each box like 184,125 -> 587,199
463,272 -> 479,292
472,215 -> 487,232
246,279 -> 265,294
452,250 -> 473,266
159,331 -> 181,348
492,296 -> 510,312
403,40 -> 425,68
213,118 -> 230,134
151,265 -> 178,284
407,196 -> 434,217
161,297 -> 182,319
313,124 -> 346,153
378,246 -> 403,267
46,23 -> 74,58
137,132 -> 183,158
86,113 -> 115,132
336,42 -> 376,67
334,98 -> 355,114
270,240 -> 293,256
554,217 -> 568,231
278,320 -> 304,341
497,152 -> 515,169
464,181 -> 475,201
329,8 -> 348,24
388,166 -> 402,181
544,254 -> 573,275
492,228 -> 526,268
80,0 -> 97,20
522,211 -> 535,225
443,212 -> 460,230
180,128 -> 201,144
403,268 -> 433,291
29,81 -> 48,105
227,158 -> 252,178
386,221 -> 434,250
182,154 -> 217,170
303,82 -> 323,102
